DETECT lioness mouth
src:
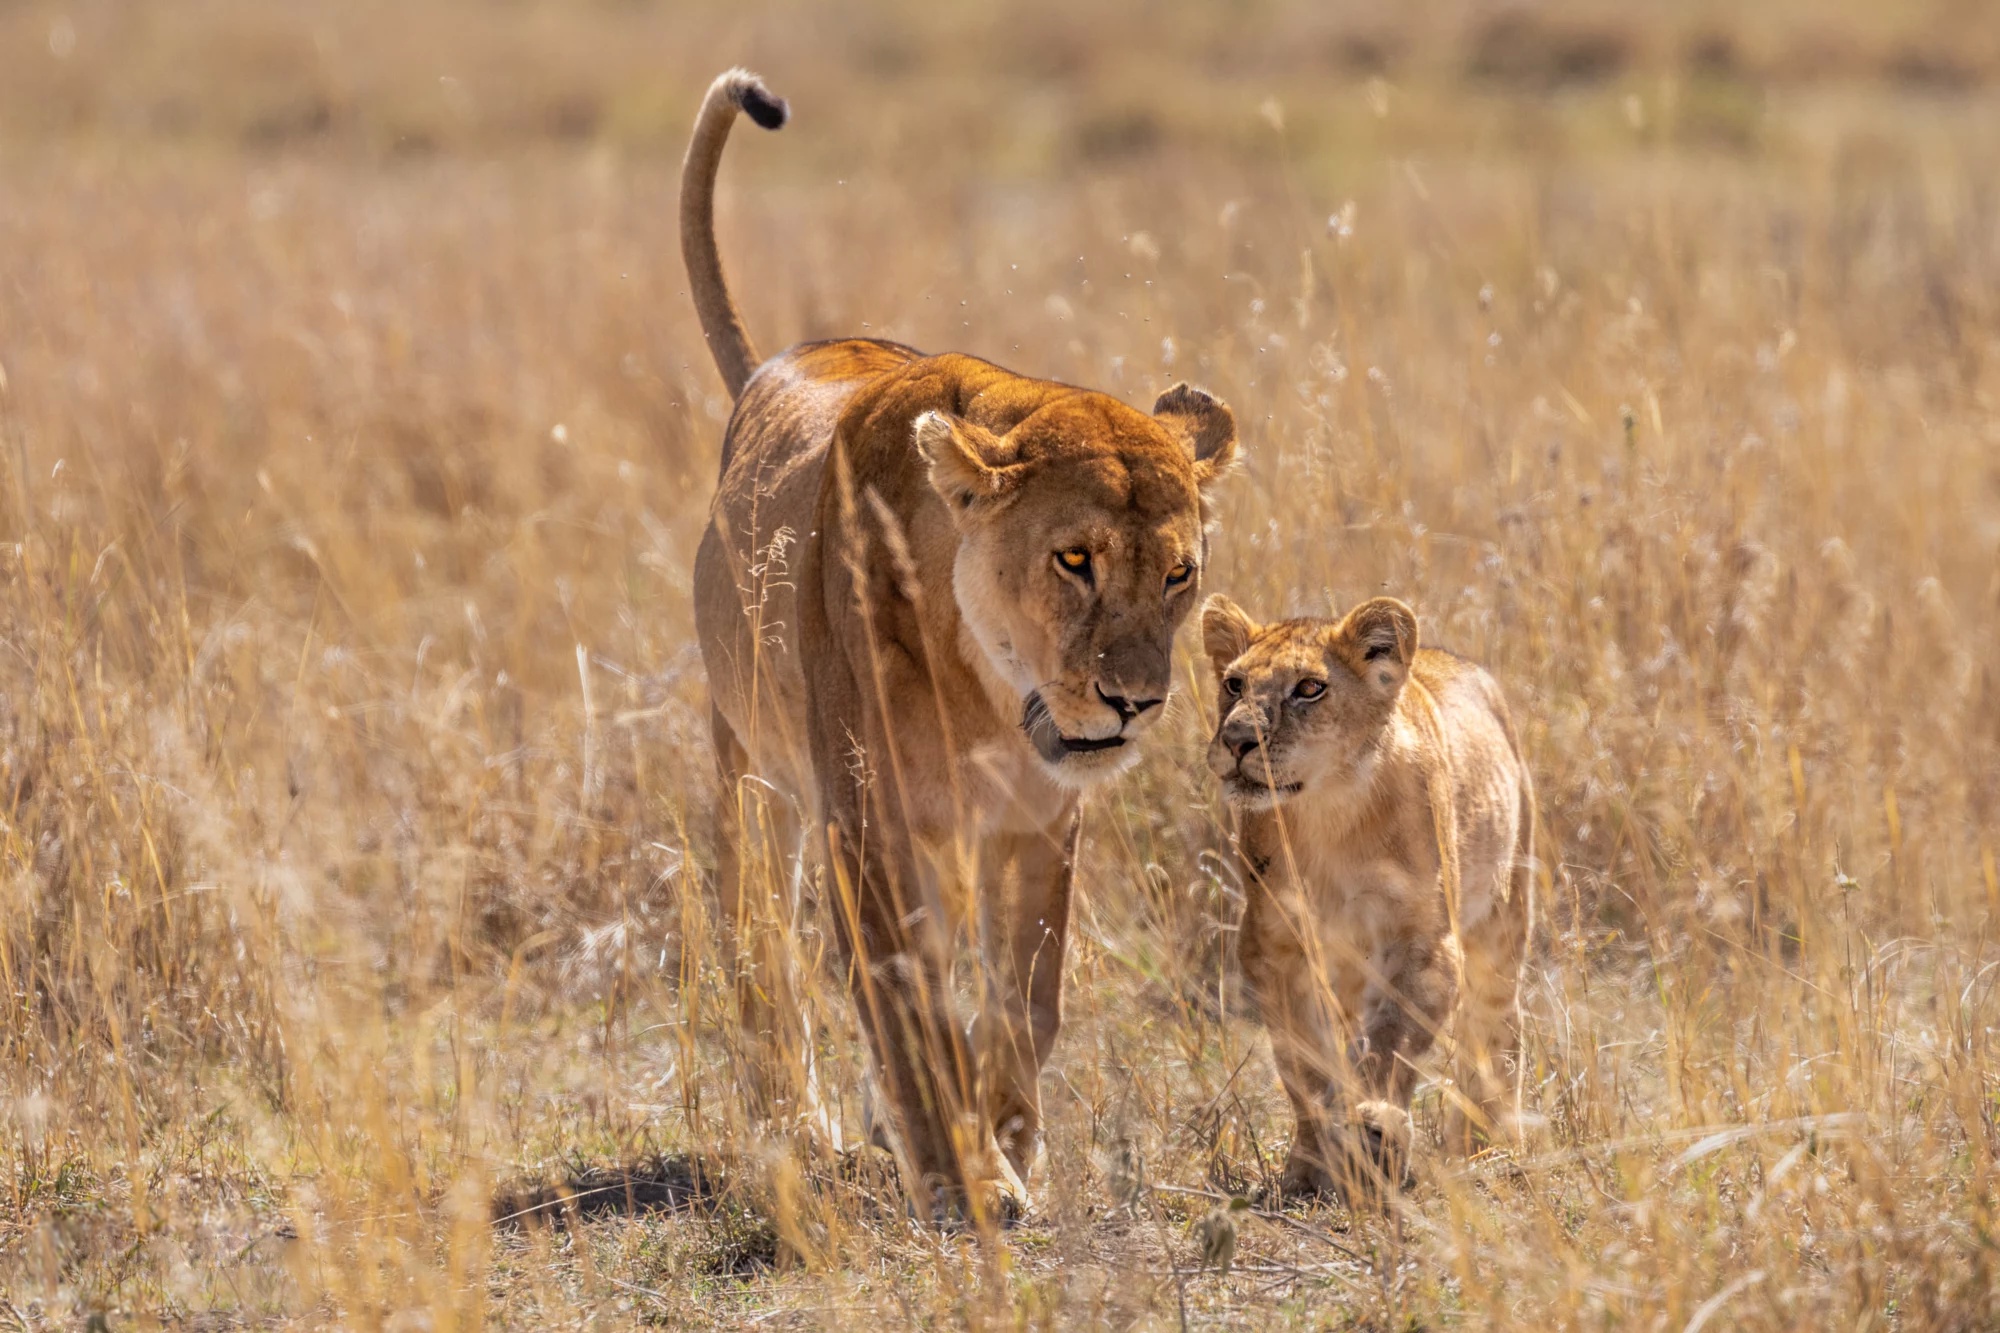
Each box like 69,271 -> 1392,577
1022,690 -> 1127,764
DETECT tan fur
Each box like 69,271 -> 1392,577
1202,595 -> 1535,1200
682,71 -> 1239,1222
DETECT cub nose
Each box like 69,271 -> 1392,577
1230,733 -> 1262,763
1096,683 -> 1164,724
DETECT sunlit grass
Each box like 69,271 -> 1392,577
3,2 -> 1998,1327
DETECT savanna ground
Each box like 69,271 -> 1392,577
4,1 -> 2000,1326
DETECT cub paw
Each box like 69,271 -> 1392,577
1346,1100 -> 1414,1194
989,1149 -> 1033,1225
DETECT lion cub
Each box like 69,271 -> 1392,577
1201,594 -> 1534,1198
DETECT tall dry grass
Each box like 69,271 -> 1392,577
3,1 -> 1998,1326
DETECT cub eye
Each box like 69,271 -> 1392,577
1056,548 -> 1092,578
1223,677 -> 1244,697
1293,679 -> 1326,701
1164,561 -> 1194,590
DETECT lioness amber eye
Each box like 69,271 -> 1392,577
1165,562 -> 1193,588
1057,548 -> 1091,575
1293,679 -> 1326,700
1223,677 -> 1244,697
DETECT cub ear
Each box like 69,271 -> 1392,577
914,411 -> 1021,513
1153,383 -> 1240,488
1201,593 -> 1260,677
1335,597 -> 1418,696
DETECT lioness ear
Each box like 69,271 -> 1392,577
1335,597 -> 1418,696
914,410 -> 1021,512
1201,593 -> 1259,677
1153,383 -> 1240,487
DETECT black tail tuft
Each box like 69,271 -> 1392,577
738,82 -> 789,131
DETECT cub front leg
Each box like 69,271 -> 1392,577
1445,890 -> 1530,1153
1444,953 -> 1524,1154
1445,803 -> 1534,1154
1339,934 -> 1457,1196
1239,878 -> 1355,1201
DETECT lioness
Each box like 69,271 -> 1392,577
1200,595 -> 1534,1198
682,70 -> 1238,1219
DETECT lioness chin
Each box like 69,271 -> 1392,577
1201,594 -> 1535,1202
681,69 -> 1238,1222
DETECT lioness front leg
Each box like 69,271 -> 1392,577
1338,936 -> 1457,1196
827,821 -> 1024,1225
971,822 -> 1076,1187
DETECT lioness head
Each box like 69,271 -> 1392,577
915,384 -> 1238,785
1200,594 -> 1418,808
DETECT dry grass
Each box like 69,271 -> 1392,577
3,1 -> 1999,1327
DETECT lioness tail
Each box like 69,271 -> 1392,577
680,69 -> 788,398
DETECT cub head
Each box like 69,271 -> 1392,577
915,383 -> 1238,786
1200,594 -> 1417,808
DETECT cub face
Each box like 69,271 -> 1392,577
916,385 -> 1238,787
1200,595 -> 1418,809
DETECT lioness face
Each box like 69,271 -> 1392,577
1200,596 -> 1418,809
916,386 -> 1238,786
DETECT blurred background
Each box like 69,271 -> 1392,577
2,1 -> 1998,1327
5,0 -> 1998,157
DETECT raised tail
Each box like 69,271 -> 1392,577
680,69 -> 788,399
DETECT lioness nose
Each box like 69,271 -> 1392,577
1229,733 -> 1262,762
1096,684 -> 1164,723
